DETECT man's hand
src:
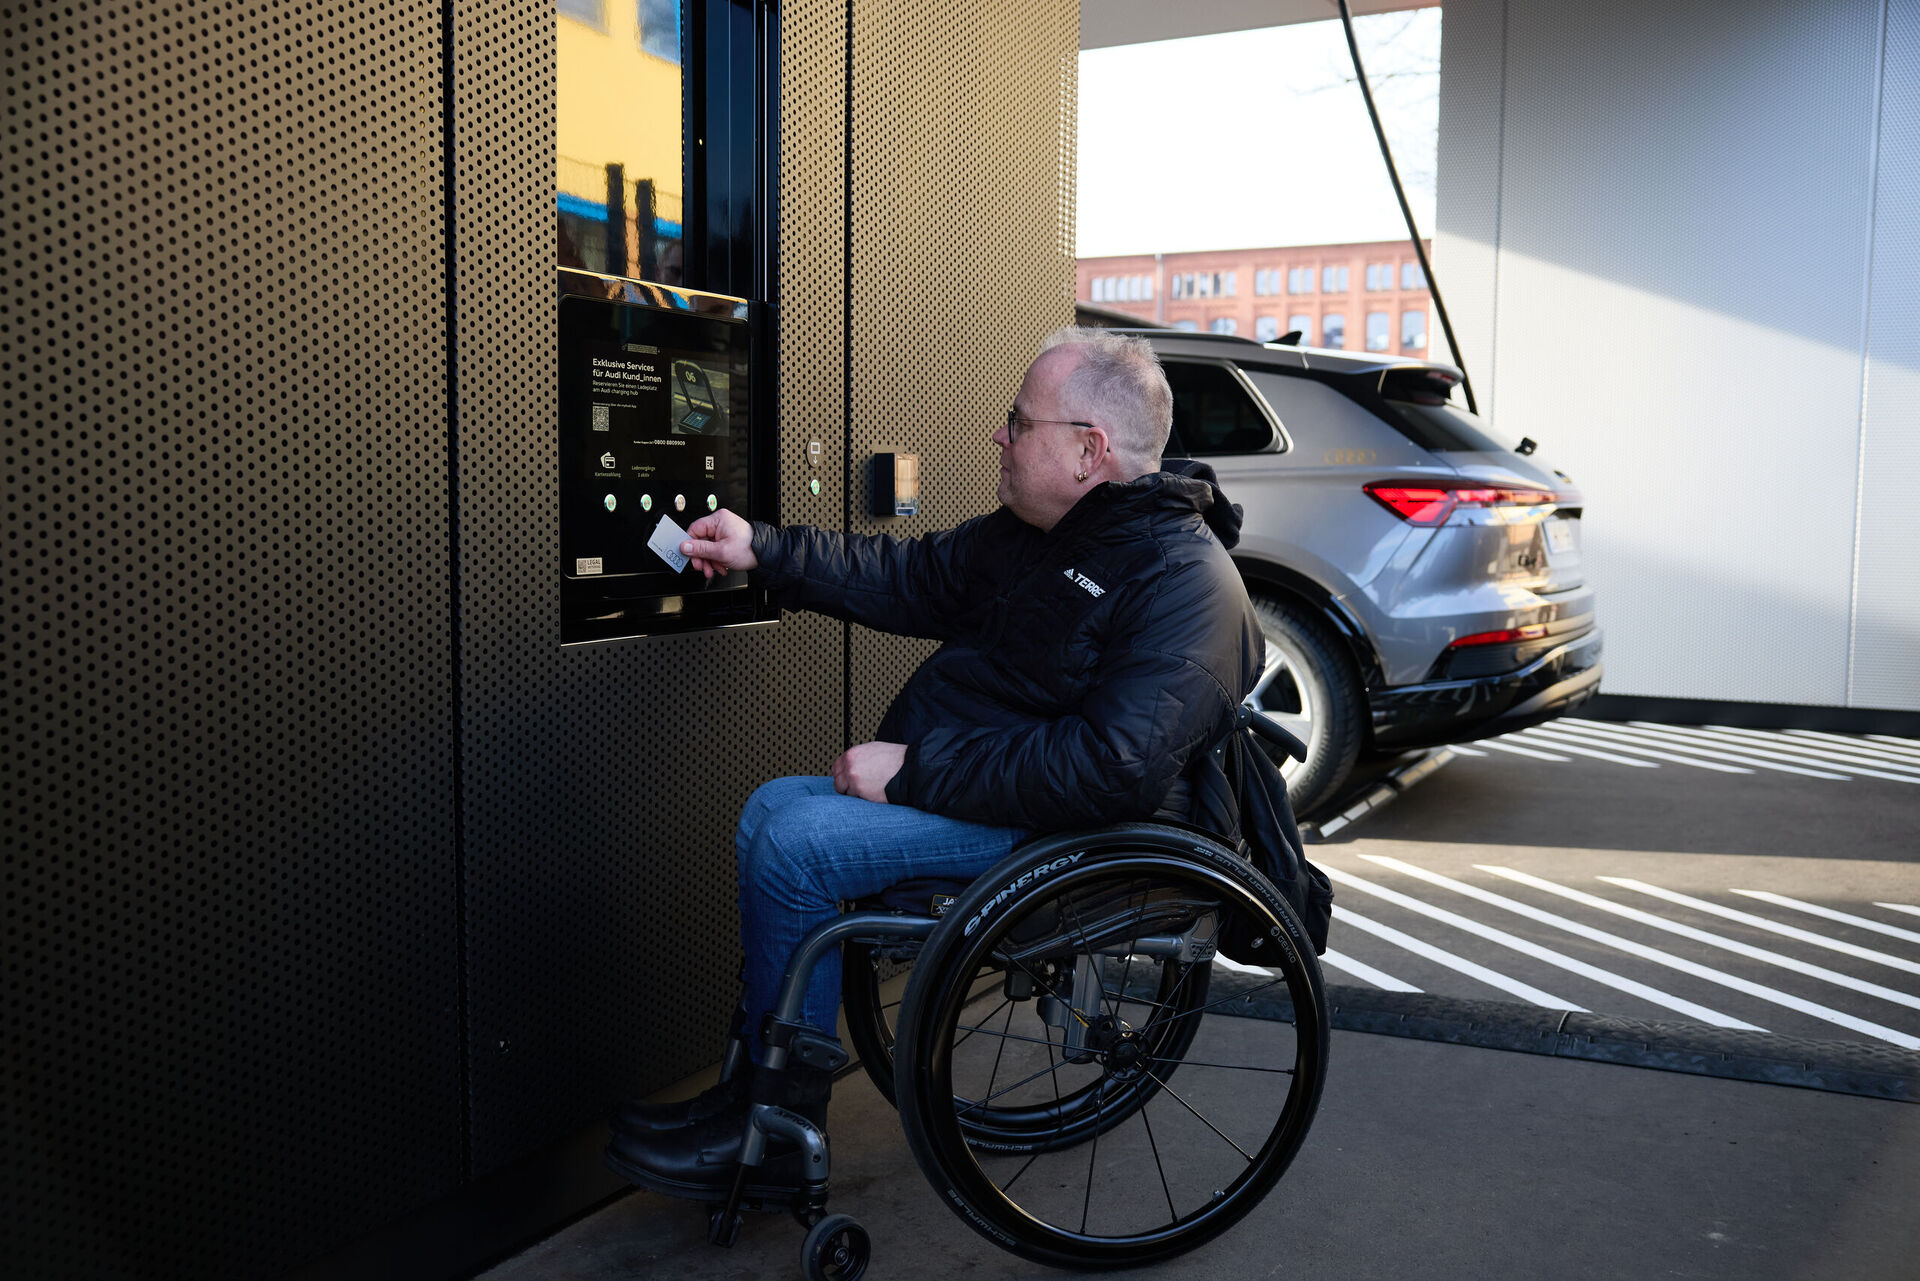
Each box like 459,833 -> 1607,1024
832,741 -> 907,803
680,508 -> 758,580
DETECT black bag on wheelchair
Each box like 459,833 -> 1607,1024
1193,720 -> 1334,960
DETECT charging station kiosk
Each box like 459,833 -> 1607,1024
558,269 -> 777,644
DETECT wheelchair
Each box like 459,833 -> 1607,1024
634,709 -> 1329,1280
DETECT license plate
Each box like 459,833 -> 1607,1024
1546,519 -> 1576,555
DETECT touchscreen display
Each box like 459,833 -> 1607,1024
559,292 -> 751,590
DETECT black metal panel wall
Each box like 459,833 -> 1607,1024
2,2 -> 461,1277
845,0 -> 1079,736
6,0 -> 1078,1273
452,0 -> 845,1177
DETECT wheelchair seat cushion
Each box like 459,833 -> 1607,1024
856,875 -> 972,917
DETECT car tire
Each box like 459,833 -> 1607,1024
1248,594 -> 1364,817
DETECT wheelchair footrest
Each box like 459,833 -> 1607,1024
759,1016 -> 849,1073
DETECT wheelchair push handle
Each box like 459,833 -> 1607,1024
1236,703 -> 1308,763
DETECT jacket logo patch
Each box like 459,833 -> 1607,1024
1063,567 -> 1106,598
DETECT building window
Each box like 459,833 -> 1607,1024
1287,267 -> 1314,295
1254,268 -> 1279,296
1402,309 -> 1428,349
1289,313 -> 1312,343
1322,313 -> 1345,348
1142,276 -> 1154,301
1366,263 -> 1395,291
639,0 -> 680,62
1322,265 -> 1349,293
1173,319 -> 1199,332
1210,317 -> 1238,335
1221,272 -> 1237,298
1366,311 -> 1391,351
1402,261 -> 1425,290
1254,315 -> 1279,342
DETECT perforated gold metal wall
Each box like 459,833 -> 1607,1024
2,1 -> 460,1276
845,0 -> 1078,737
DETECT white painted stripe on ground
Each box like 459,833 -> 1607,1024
1558,721 -> 1848,779
1538,723 -> 1754,774
1790,729 -> 1920,762
1729,890 -> 1920,946
1323,865 -> 1760,1028
1599,879 -> 1920,976
1683,725 -> 1920,774
1331,905 -> 1581,1008
1477,865 -> 1920,1016
1358,857 -> 1920,1046
1445,743 -> 1488,757
1317,947 -> 1422,993
1474,738 -> 1571,762
1863,733 -> 1920,756
1876,903 -> 1920,920
1629,723 -> 1920,783
1513,729 -> 1660,768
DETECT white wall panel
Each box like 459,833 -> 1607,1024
1854,0 -> 1920,709
1438,0 -> 1914,710
1431,0 -> 1505,415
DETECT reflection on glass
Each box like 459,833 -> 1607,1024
1322,313 -> 1345,348
1402,309 -> 1427,350
558,0 -> 685,284
1366,311 -> 1390,351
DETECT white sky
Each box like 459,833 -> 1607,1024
1076,9 -> 1441,257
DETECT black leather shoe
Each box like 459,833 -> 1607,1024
603,1064 -> 832,1203
610,1066 -> 751,1137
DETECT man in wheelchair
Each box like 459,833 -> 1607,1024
606,328 -> 1273,1216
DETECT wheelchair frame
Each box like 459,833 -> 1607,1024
641,712 -> 1329,1280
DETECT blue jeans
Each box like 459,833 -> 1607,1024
734,776 -> 1027,1055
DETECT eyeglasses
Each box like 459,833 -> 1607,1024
1005,407 -> 1096,442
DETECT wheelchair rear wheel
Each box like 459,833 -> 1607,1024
846,932 -> 1211,1150
893,825 -> 1328,1270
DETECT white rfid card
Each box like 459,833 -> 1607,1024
647,513 -> 692,573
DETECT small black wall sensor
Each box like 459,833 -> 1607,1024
871,451 -> 920,517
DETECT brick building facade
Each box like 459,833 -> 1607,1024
1077,239 -> 1434,356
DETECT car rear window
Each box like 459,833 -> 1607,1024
1375,367 -> 1520,453
1162,360 -> 1277,455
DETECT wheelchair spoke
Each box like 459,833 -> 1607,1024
1140,1065 -> 1257,1163
1147,1054 -> 1296,1075
950,1022 -> 1070,1054
950,996 -> 1011,1055
978,996 -> 1017,1117
1139,1087 -> 1179,1225
1081,1078 -> 1107,1234
1143,974 -> 1288,1031
955,1058 -> 1079,1116
994,1020 -> 1067,1195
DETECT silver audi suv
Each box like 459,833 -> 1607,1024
1135,326 -> 1602,815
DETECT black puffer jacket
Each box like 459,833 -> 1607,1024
748,459 -> 1263,831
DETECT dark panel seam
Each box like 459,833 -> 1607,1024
441,0 -> 472,1183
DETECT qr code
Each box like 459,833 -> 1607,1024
592,404 -> 611,431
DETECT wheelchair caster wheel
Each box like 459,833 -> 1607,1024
706,1206 -> 743,1248
800,1212 -> 869,1281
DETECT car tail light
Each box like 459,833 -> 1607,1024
1364,481 -> 1564,526
1447,624 -> 1548,648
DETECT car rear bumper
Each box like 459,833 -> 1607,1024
1369,629 -> 1603,750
